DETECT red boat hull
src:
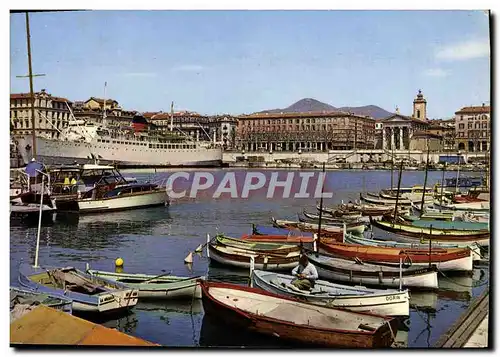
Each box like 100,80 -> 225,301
319,242 -> 470,264
199,280 -> 398,348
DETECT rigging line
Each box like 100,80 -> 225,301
35,110 -> 63,135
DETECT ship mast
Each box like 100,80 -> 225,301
15,12 -> 45,160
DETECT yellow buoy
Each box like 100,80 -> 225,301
115,257 -> 124,267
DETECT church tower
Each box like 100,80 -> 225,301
412,89 -> 427,120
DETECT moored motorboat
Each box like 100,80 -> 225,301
19,264 -> 139,315
200,280 -> 399,348
318,241 -> 473,272
86,269 -> 204,300
251,270 -> 410,316
73,183 -> 168,213
306,252 -> 439,289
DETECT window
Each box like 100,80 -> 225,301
459,123 -> 464,129
468,123 -> 472,129
460,115 -> 463,120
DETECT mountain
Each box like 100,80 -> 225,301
259,98 -> 337,114
259,98 -> 393,119
337,105 -> 394,119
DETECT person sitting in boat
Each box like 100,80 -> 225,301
291,255 -> 318,291
63,175 -> 70,192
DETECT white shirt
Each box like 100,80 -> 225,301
292,262 -> 318,281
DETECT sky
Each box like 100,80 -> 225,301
9,10 -> 490,118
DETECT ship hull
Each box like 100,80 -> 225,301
14,135 -> 223,168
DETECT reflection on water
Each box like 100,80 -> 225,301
9,170 -> 490,348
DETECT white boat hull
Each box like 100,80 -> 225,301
77,190 -> 167,213
137,285 -> 202,299
15,135 -> 223,167
314,264 -> 438,289
371,254 -> 473,272
72,289 -> 139,313
252,273 -> 410,316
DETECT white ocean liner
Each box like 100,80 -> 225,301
14,117 -> 223,168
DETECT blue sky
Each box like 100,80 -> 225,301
10,10 -> 490,118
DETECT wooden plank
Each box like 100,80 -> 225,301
434,290 -> 489,348
10,305 -> 159,346
443,296 -> 489,348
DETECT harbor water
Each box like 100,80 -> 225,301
10,169 -> 489,348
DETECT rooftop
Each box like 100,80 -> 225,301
455,105 -> 490,115
238,111 -> 373,120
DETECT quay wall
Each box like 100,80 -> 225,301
223,150 -> 488,164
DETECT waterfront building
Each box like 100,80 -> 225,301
236,111 -> 376,152
145,112 -> 238,149
409,131 -> 443,152
374,120 -> 384,149
454,104 -> 490,152
209,115 -> 238,150
73,97 -> 137,128
10,89 -> 73,139
380,90 -> 430,151
428,118 -> 456,152
145,111 -> 212,141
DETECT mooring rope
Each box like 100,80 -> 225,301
437,268 -> 489,288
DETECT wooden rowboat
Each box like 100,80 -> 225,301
208,243 -> 300,271
251,270 -> 410,317
200,280 -> 399,348
272,217 -> 344,240
306,252 -> 439,289
432,200 -> 490,212
241,233 -> 319,244
10,287 -> 73,322
343,233 -> 483,261
352,204 -> 396,217
19,264 -> 139,315
297,215 -> 366,235
360,193 -> 412,207
370,217 -> 490,241
251,224 -> 315,238
315,204 -> 363,220
215,235 -> 301,254
86,270 -> 204,300
318,241 -> 473,272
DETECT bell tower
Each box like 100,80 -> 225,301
412,89 -> 427,120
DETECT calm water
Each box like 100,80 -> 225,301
10,169 -> 489,348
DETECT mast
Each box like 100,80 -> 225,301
392,159 -> 404,224
391,145 -> 394,190
170,101 -> 174,132
439,162 -> 447,212
419,141 -> 430,216
26,12 -> 37,160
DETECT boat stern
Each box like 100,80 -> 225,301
97,289 -> 139,314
